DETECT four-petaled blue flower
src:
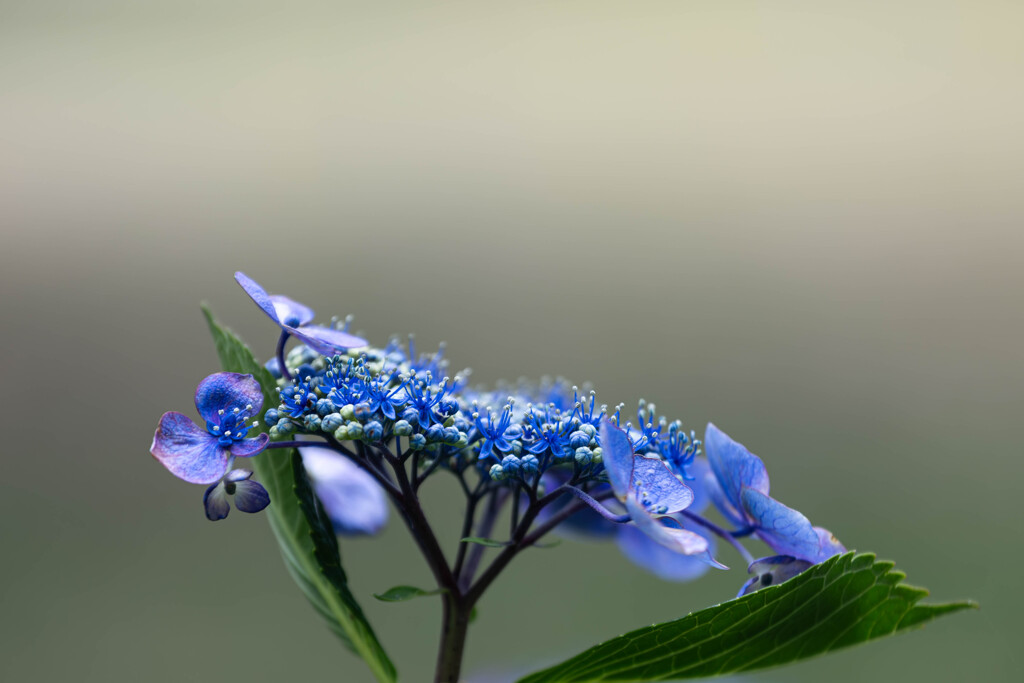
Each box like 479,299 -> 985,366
151,372 -> 271,520
235,272 -> 368,355
601,418 -> 725,568
703,423 -> 846,565
299,445 -> 389,535
204,469 -> 272,521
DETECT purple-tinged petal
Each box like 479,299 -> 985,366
741,487 -> 822,563
269,295 -> 315,327
151,412 -> 230,484
290,325 -> 368,356
631,456 -> 694,514
737,555 -> 813,596
814,526 -> 846,561
625,496 -> 726,569
685,458 -> 712,516
701,464 -> 745,528
705,423 -> 770,511
615,523 -> 716,582
204,482 -> 230,521
225,469 -> 254,482
229,433 -> 269,458
235,272 -> 283,324
300,447 -> 388,535
599,418 -> 634,500
194,372 -> 264,427
233,480 -> 271,513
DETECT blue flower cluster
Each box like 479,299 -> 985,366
150,273 -> 847,592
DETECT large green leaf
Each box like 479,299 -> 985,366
203,306 -> 396,683
519,552 -> 975,682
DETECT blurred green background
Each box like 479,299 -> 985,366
1,1 -> 1020,681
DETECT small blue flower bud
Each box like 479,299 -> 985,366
521,454 -> 539,474
580,424 -> 597,438
401,408 -> 420,425
443,426 -> 461,445
304,415 -> 322,431
426,424 -> 445,442
569,430 -> 591,450
511,439 -> 523,456
264,408 -> 280,425
316,399 -> 336,418
409,433 -> 427,450
438,398 -> 459,416
489,464 -> 505,481
354,403 -> 373,421
501,455 -> 521,474
394,419 -> 414,436
454,434 -> 469,449
346,422 -> 364,439
364,420 -> 383,442
575,447 -> 593,466
275,419 -> 296,435
321,413 -> 344,432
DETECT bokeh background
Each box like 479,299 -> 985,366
2,1 -> 1021,681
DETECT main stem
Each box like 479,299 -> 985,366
435,592 -> 474,683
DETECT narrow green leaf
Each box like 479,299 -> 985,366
202,305 -> 396,683
373,585 -> 445,602
460,537 -> 509,547
519,551 -> 975,682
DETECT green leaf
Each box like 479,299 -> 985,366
373,585 -> 445,602
460,536 -> 509,547
519,551 -> 976,682
202,305 -> 396,683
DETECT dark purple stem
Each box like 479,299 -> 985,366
276,330 -> 293,382
681,510 -> 754,565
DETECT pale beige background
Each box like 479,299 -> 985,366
1,1 -> 1021,681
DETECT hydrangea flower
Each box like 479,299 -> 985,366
150,372 -> 271,520
204,469 -> 271,521
299,446 -> 389,535
703,423 -> 845,564
151,372 -> 269,484
600,419 -> 724,568
235,272 -> 367,355
737,555 -> 813,597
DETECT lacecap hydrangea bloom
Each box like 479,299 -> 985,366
147,272 -> 885,683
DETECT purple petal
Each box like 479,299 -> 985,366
684,458 -> 713,515
701,464 -> 745,528
705,423 -> 770,512
625,496 -> 727,569
290,325 -> 368,356
229,433 -> 269,458
814,526 -> 847,561
204,482 -> 230,520
738,555 -> 813,596
740,487 -> 822,562
300,447 -> 388,535
233,480 -> 271,513
615,523 -> 716,582
235,272 -> 284,324
194,372 -> 264,427
631,456 -> 694,514
269,295 -> 315,327
225,469 -> 254,482
599,418 -> 634,500
151,412 -> 230,484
